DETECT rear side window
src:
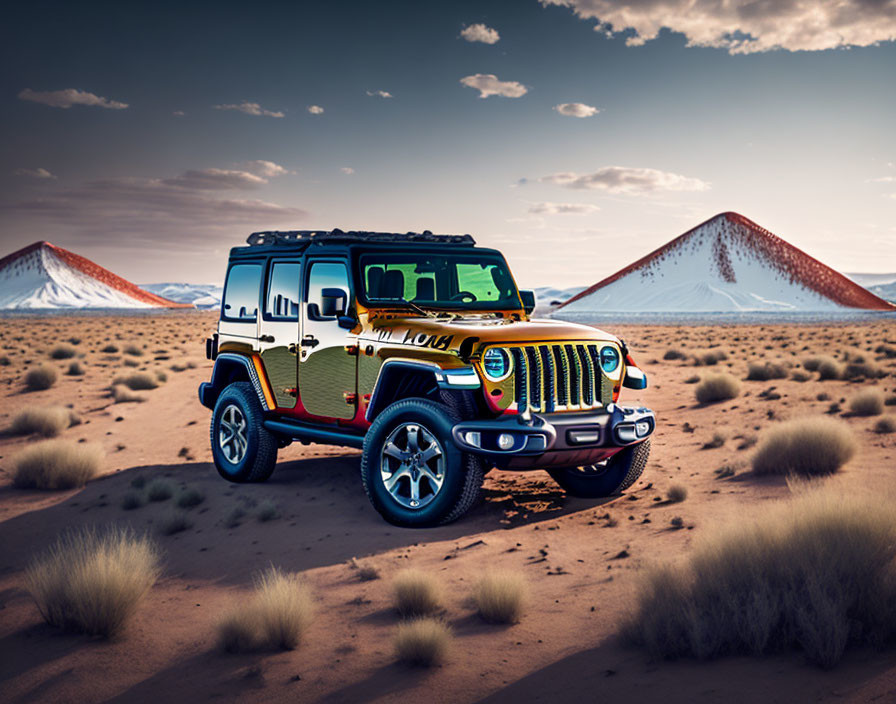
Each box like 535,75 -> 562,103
222,263 -> 262,321
266,262 -> 300,320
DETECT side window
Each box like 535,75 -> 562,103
222,263 -> 262,321
265,262 -> 301,320
306,262 -> 349,319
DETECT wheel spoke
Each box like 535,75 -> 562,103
383,442 -> 405,461
405,425 -> 420,452
384,465 -> 411,492
420,444 -> 442,462
409,475 -> 420,502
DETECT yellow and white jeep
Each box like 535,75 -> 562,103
199,229 -> 654,526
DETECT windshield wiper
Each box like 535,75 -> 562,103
379,297 -> 437,318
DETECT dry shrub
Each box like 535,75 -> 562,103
667,484 -> 688,503
12,440 -> 102,489
146,479 -> 173,502
874,417 -> 896,434
663,349 -> 685,361
746,362 -> 788,381
695,373 -> 740,404
9,406 -> 72,437
67,360 -> 85,376
473,571 -> 528,624
622,486 -> 896,668
816,357 -> 843,381
50,344 -> 77,360
395,617 -> 451,666
25,365 -> 58,391
111,384 -> 145,403
113,373 -> 158,390
752,417 -> 856,476
158,511 -> 193,536
217,567 -> 314,652
123,344 -> 144,356
25,527 -> 160,638
176,487 -> 204,508
848,389 -> 884,417
393,569 -> 441,617
101,344 -> 119,354
844,360 -> 884,380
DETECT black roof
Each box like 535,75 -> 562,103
245,228 -> 475,248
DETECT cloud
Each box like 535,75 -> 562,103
541,166 -> 710,194
528,201 -> 600,215
160,161 -> 289,190
539,0 -> 896,54
18,88 -> 128,110
307,105 -> 324,114
15,168 -> 56,180
340,167 -> 355,175
460,74 -> 528,99
461,23 -> 500,44
243,160 -> 289,178
213,101 -> 284,118
553,102 -> 600,118
869,176 -> 896,183
366,90 -> 393,98
172,110 -> 185,117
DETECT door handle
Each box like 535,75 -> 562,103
259,334 -> 275,343
301,335 -> 319,348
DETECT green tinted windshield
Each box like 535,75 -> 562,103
359,252 -> 520,310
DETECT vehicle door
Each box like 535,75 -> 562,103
258,258 -> 301,409
299,259 -> 356,420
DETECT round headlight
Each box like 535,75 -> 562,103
599,345 -> 620,373
483,347 -> 512,381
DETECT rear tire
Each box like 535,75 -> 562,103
211,382 -> 278,483
361,398 -> 484,527
548,439 -> 650,498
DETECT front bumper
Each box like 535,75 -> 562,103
451,404 -> 655,469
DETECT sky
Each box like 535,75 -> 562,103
1,0 -> 895,287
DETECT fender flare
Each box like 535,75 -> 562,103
198,352 -> 273,411
365,359 -> 480,422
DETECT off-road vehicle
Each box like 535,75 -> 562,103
199,229 -> 655,527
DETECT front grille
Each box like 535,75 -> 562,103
509,343 -> 614,414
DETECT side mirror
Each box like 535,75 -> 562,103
623,366 -> 648,390
320,288 -> 347,317
519,289 -> 536,315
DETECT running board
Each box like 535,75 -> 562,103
263,418 -> 365,449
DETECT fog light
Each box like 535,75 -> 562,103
616,424 -> 636,443
636,421 -> 650,437
497,433 -> 515,450
464,431 -> 481,448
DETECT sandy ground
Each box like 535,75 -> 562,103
0,312 -> 895,704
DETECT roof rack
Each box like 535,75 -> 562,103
246,229 -> 476,247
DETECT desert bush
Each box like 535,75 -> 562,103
123,344 -> 144,356
695,373 -> 740,404
217,567 -> 314,652
257,500 -> 280,522
702,432 -> 726,449
25,527 -> 160,638
50,344 -> 77,360
146,479 -> 173,502
752,417 -> 856,476
121,491 -> 145,510
9,406 -> 72,437
746,362 -> 788,381
12,440 -> 102,489
113,373 -> 158,390
225,507 -> 246,528
155,370 -> 167,383
622,486 -> 896,667
667,484 -> 688,503
663,349 -> 685,361
395,617 -> 451,667
66,360 -> 85,376
817,357 -> 844,381
25,365 -> 58,391
176,487 -> 204,508
843,360 -> 883,380
159,511 -> 193,536
0,355 -> 9,366
473,571 -> 528,624
349,558 -> 380,582
101,344 -> 119,354
791,371 -> 810,382
393,569 -> 441,617
886,394 -> 896,406
111,384 -> 145,403
874,417 -> 896,434
848,389 -> 884,417
683,375 -> 699,384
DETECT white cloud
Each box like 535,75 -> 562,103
307,105 -> 324,114
15,168 -> 57,180
540,0 -> 896,54
340,167 -> 355,175
366,90 -> 393,98
460,74 -> 528,99
213,101 -> 284,118
161,161 -> 289,190
173,110 -> 185,117
541,166 -> 710,194
553,102 -> 600,118
461,23 -> 500,44
528,201 -> 600,215
243,160 -> 289,178
18,88 -> 128,110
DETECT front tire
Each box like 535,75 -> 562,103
361,398 -> 484,527
548,439 -> 650,498
211,382 -> 278,483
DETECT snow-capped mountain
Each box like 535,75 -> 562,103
141,282 -> 223,309
845,273 -> 896,304
0,241 -> 190,309
558,213 -> 895,313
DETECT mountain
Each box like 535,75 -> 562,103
141,283 -> 223,309
845,273 -> 896,304
0,241 -> 191,309
558,212 -> 896,313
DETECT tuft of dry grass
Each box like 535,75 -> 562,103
663,349 -> 685,361
622,486 -> 896,668
50,344 -> 77,360
158,511 -> 194,536
111,384 -> 145,403
667,484 -> 688,503
393,569 -> 441,617
702,431 -> 726,449
9,406 -> 73,437
817,357 -> 844,381
752,417 -> 856,477
175,487 -> 204,508
395,617 -> 451,667
146,479 -> 174,502
746,361 -> 788,381
66,360 -> 85,376
25,365 -> 58,391
217,567 -> 314,652
848,389 -> 884,417
473,571 -> 528,624
122,344 -> 144,356
874,416 -> 896,434
11,440 -> 102,489
25,527 -> 160,638
113,373 -> 158,390
695,373 -> 741,404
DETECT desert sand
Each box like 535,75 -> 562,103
1,312 -> 894,703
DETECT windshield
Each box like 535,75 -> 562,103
359,252 -> 520,311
